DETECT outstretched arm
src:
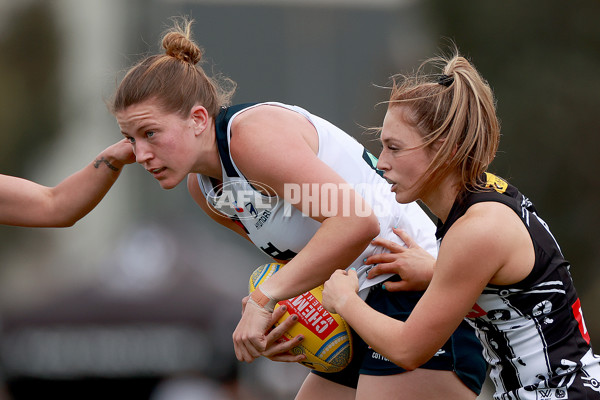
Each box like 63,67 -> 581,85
0,139 -> 135,227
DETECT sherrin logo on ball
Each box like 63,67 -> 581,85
249,263 -> 353,373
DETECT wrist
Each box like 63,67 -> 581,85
335,291 -> 359,317
250,285 -> 278,313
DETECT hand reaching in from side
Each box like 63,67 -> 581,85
261,305 -> 306,363
366,228 -> 435,292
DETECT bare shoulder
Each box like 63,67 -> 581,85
442,201 -> 533,285
228,104 -> 320,184
231,103 -> 312,134
464,201 -> 527,239
449,201 -> 521,254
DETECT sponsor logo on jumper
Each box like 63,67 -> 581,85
466,303 -> 487,319
280,291 -> 338,340
581,376 -> 600,392
207,180 -> 277,220
255,210 -> 271,229
572,298 -> 591,344
245,202 -> 258,218
484,172 -> 508,193
536,387 -> 568,400
232,201 -> 244,213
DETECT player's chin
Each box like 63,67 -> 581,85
393,190 -> 414,205
156,176 -> 182,190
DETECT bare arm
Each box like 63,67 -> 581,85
231,105 -> 380,300
0,139 -> 135,227
227,105 -> 379,362
323,202 -> 532,370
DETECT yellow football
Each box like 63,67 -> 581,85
248,262 -> 353,373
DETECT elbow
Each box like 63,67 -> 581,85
51,216 -> 79,228
394,358 -> 420,372
50,220 -> 77,228
362,213 -> 380,242
60,220 -> 77,228
351,213 -> 379,252
387,349 -> 428,372
52,208 -> 88,227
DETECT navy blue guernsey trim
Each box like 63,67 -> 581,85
214,103 -> 258,178
361,148 -> 384,177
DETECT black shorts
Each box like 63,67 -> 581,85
312,281 -> 487,395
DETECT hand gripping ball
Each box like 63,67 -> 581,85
248,262 -> 353,373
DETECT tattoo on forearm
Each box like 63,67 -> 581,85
94,157 -> 120,171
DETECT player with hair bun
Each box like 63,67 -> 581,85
322,49 -> 600,399
111,17 -> 487,399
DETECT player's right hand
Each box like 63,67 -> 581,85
262,306 -> 306,363
232,297 -> 274,363
110,139 -> 136,166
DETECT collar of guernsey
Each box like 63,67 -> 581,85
203,102 -> 438,299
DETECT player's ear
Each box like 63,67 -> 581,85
190,105 -> 209,135
429,137 -> 458,161
430,137 -> 445,152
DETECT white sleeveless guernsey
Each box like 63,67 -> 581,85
197,102 -> 437,296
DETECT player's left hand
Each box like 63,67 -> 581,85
322,268 -> 359,314
366,228 -> 435,291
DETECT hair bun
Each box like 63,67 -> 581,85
162,31 -> 202,64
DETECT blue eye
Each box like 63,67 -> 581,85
146,131 -> 155,138
126,136 -> 135,144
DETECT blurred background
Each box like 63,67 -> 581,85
0,0 -> 598,399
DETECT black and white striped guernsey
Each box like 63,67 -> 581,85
437,173 -> 600,399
